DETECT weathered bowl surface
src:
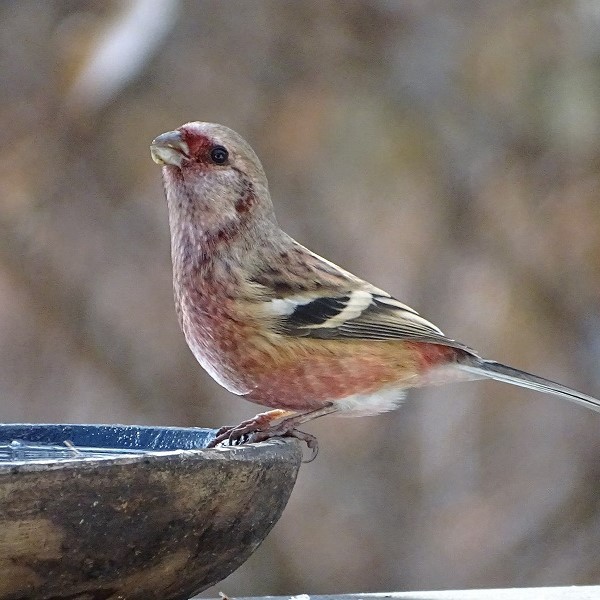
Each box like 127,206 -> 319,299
0,424 -> 302,600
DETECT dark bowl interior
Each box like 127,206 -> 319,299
0,423 -> 302,600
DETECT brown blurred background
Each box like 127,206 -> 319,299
1,0 -> 600,594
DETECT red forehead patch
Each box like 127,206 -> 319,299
179,126 -> 214,158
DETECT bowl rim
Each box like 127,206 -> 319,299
0,423 -> 299,473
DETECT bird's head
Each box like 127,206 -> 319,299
151,122 -> 276,258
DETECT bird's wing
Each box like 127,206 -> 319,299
251,243 -> 472,351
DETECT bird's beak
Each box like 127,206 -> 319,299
150,130 -> 190,167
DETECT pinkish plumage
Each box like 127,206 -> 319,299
151,122 -> 600,451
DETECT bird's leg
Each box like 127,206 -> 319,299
207,409 -> 296,448
207,405 -> 337,462
247,405 -> 338,462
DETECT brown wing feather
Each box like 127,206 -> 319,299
251,242 -> 473,352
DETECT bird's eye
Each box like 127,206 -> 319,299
210,146 -> 229,164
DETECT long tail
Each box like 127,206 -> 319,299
456,356 -> 600,413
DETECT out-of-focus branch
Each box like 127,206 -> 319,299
65,0 -> 180,115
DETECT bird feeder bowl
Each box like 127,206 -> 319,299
0,424 -> 302,600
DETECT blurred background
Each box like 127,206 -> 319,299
1,0 -> 600,594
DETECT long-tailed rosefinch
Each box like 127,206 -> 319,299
150,121 -> 600,453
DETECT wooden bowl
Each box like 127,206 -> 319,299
0,424 -> 302,600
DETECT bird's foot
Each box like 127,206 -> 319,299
247,425 -> 319,463
207,409 -> 291,447
207,410 -> 319,462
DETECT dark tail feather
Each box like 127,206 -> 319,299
456,357 -> 600,414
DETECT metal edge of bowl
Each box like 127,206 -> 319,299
0,432 -> 303,474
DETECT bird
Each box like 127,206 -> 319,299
150,121 -> 600,456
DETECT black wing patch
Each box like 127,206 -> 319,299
272,291 -> 471,351
285,296 -> 351,327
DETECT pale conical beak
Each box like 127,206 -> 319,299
150,130 -> 190,167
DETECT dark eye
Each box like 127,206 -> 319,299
210,145 -> 229,164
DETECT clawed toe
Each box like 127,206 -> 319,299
206,424 -> 252,448
206,413 -> 264,448
246,426 -> 319,462
207,419 -> 319,462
